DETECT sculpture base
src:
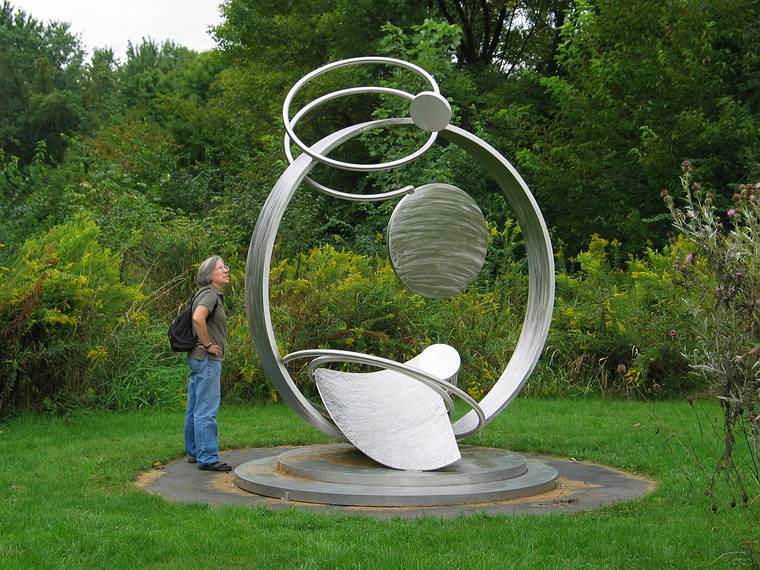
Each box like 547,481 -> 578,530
234,444 -> 557,507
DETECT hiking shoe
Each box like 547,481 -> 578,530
198,461 -> 232,472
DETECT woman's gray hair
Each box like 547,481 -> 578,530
196,255 -> 223,286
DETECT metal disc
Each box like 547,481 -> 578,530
387,183 -> 487,298
410,91 -> 452,132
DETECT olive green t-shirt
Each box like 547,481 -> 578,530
188,287 -> 227,361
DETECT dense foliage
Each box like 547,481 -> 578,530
0,0 -> 758,425
0,2 -> 87,162
520,0 -> 760,253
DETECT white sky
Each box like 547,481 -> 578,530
12,0 -> 224,62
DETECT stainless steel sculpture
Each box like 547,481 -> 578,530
245,56 -> 555,472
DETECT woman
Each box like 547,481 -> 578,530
184,255 -> 231,472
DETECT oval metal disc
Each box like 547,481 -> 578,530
387,183 -> 487,298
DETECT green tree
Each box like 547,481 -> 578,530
510,0 -> 760,255
116,39 -> 197,114
434,0 -> 572,74
81,47 -> 120,128
0,2 -> 87,162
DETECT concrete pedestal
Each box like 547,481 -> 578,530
234,444 -> 558,507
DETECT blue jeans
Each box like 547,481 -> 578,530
184,356 -> 222,465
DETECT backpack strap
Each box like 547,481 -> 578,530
208,290 -> 219,320
190,286 -> 220,321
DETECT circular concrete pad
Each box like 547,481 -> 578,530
235,444 -> 555,506
139,446 -> 655,519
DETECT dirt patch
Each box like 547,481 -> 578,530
286,450 -> 374,468
135,467 -> 166,489
528,452 -> 659,495
209,473 -> 251,496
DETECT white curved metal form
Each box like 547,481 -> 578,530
314,366 -> 461,471
283,347 -> 486,434
405,343 -> 460,385
284,345 -> 477,469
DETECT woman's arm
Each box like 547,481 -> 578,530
192,306 -> 221,357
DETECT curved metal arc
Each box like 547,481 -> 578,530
282,57 -> 440,172
289,86 -> 413,131
246,118 -> 422,441
305,184 -> 416,203
284,86 -> 424,200
286,124 -> 438,173
284,348 -> 485,438
438,125 -> 555,437
301,354 -> 455,417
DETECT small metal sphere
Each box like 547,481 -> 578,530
410,92 -> 452,132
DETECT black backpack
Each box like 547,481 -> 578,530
168,288 -> 219,352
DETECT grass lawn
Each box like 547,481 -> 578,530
0,398 -> 758,569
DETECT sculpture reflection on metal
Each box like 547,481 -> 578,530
246,56 -> 555,471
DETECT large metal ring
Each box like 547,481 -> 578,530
245,117 -> 555,441
282,56 -> 440,173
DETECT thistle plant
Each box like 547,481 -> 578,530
664,163 -> 759,504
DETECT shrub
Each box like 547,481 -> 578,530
90,323 -> 187,412
538,234 -> 702,397
221,224 -> 703,404
0,215 -> 138,413
0,216 -> 715,414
